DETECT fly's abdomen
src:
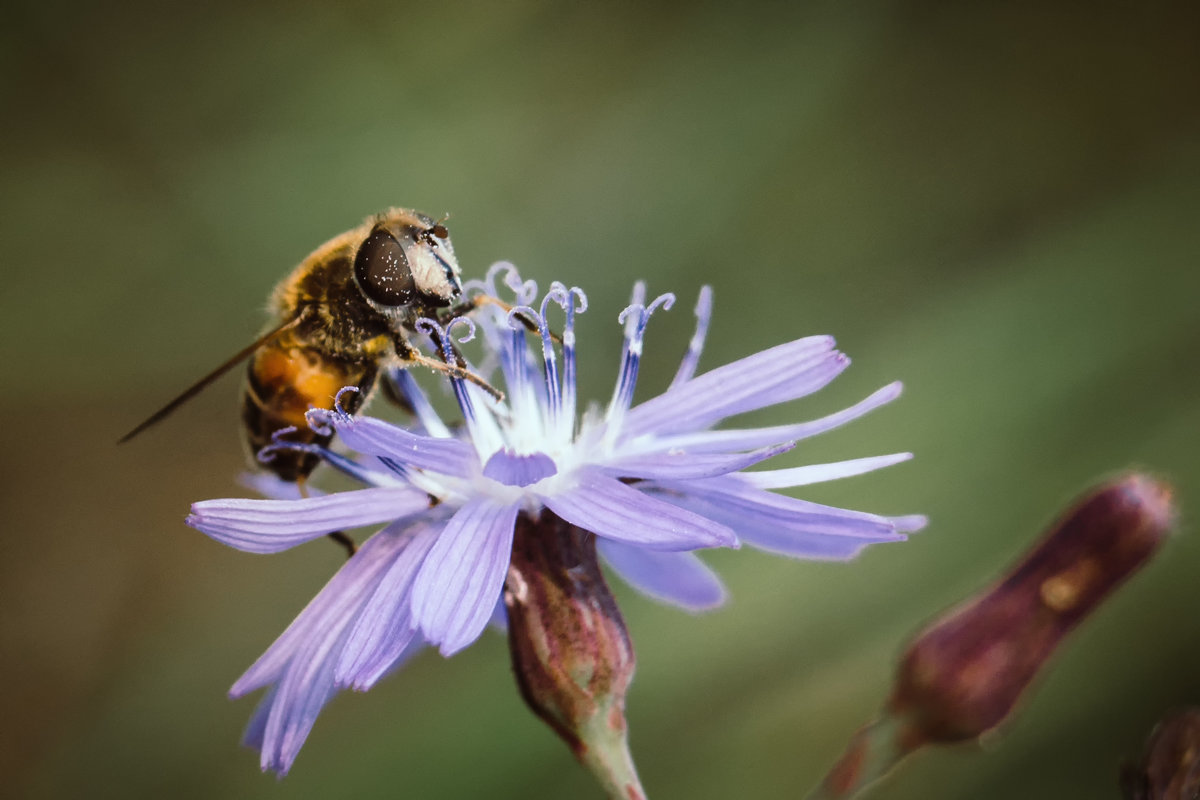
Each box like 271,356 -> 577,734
242,344 -> 375,481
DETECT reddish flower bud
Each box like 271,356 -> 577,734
813,474 -> 1175,799
504,512 -> 645,800
1121,708 -> 1200,800
890,474 -> 1173,746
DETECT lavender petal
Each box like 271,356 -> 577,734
241,686 -> 275,754
649,382 -> 903,454
411,500 -> 520,656
738,452 -> 913,489
335,522 -> 440,691
258,634 -> 344,775
327,414 -> 478,476
231,527 -> 414,773
892,514 -> 930,532
623,336 -> 846,437
540,467 -> 737,551
231,527 -> 412,696
598,538 -> 727,611
649,476 -> 908,560
489,596 -> 508,632
598,442 -> 793,481
188,487 -> 432,554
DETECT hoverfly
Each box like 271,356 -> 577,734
121,208 -> 504,555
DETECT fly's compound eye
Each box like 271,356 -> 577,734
354,229 -> 416,306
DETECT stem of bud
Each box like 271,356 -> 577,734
505,512 -> 646,800
812,473 -> 1175,799
1121,707 -> 1200,800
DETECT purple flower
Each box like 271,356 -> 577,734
187,264 -> 925,774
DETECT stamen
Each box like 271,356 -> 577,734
669,285 -> 713,390
505,305 -> 541,414
559,285 -> 587,434
507,273 -> 539,308
621,281 -> 647,348
414,316 -> 504,457
463,262 -> 517,301
302,386 -> 361,436
537,288 -> 568,424
415,317 -> 477,427
606,291 -> 675,438
467,262 -> 539,309
444,315 -> 477,345
303,410 -> 330,438
377,455 -> 411,481
257,425 -> 301,459
386,369 -> 451,439
334,386 -> 361,416
256,428 -> 392,486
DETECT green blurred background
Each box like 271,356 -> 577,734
4,1 -> 1199,797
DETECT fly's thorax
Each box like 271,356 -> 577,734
239,206 -> 461,482
268,249 -> 395,358
118,207 -> 464,468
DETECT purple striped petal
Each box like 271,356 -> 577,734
649,476 -> 907,560
357,635 -> 427,688
411,500 -> 520,656
257,628 -> 346,774
755,538 -> 870,560
489,597 -> 508,632
230,526 -> 413,696
738,452 -> 913,489
598,538 -> 727,611
241,686 -> 276,755
187,487 -> 432,554
230,526 -> 415,774
324,414 -> 478,477
622,336 -> 846,437
892,514 -> 929,532
335,522 -> 441,691
540,467 -> 736,551
598,442 -> 793,481
692,476 -> 910,537
649,382 -> 903,454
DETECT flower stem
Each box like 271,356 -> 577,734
504,513 -> 647,799
577,707 -> 646,800
806,714 -> 910,800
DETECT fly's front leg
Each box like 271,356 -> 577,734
395,334 -> 505,402
443,294 -> 560,343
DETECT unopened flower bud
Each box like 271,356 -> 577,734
1121,708 -> 1200,800
504,512 -> 644,800
812,473 -> 1174,799
890,474 -> 1172,745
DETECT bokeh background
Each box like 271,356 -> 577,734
4,2 -> 1200,798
